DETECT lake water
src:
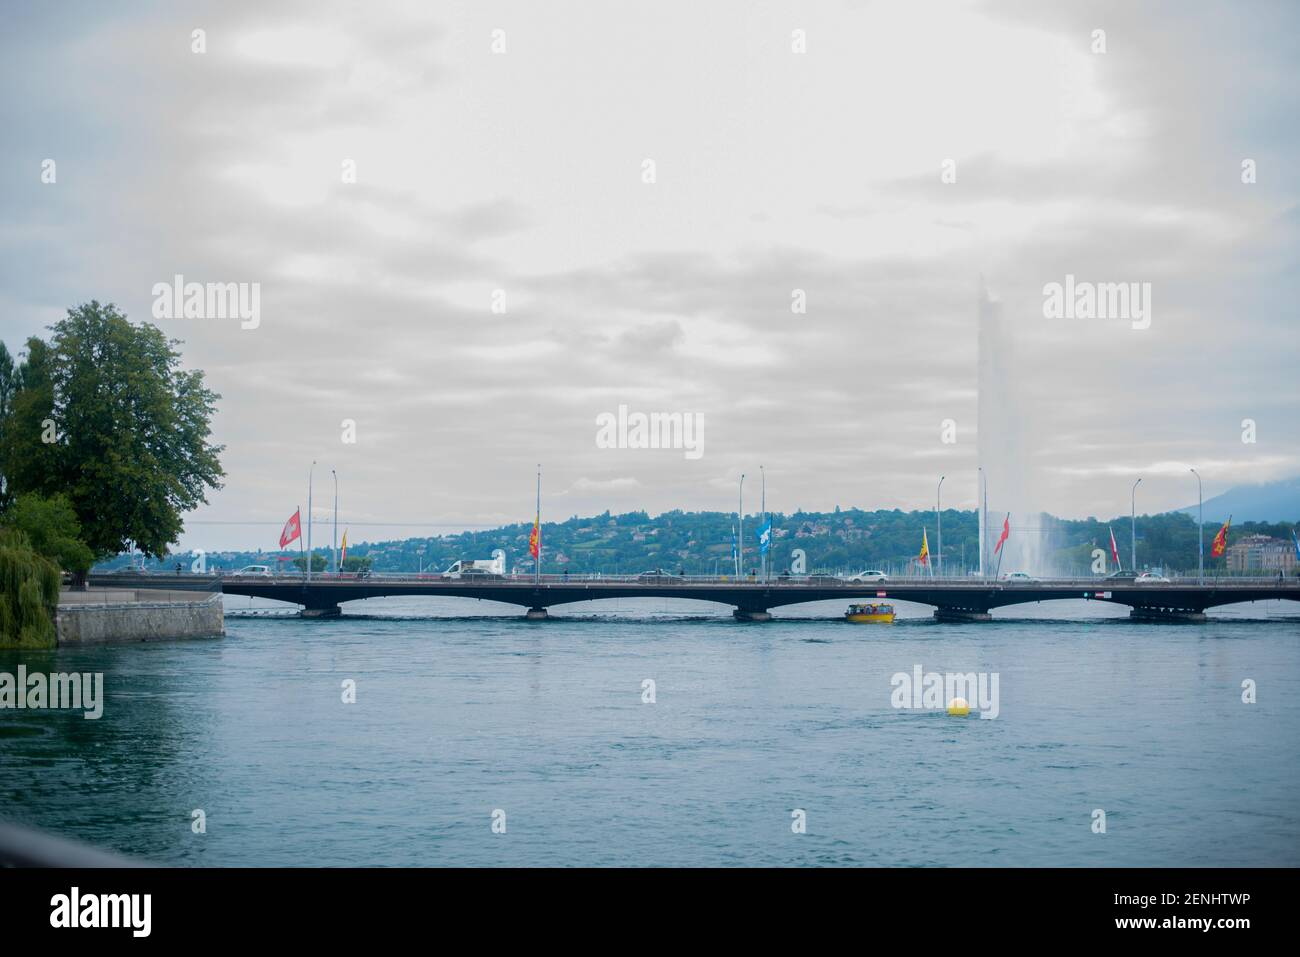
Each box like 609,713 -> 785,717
2,596 -> 1297,866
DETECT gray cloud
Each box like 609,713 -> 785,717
1,0 -> 1295,552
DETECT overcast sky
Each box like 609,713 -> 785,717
3,0 -> 1297,553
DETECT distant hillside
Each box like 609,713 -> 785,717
98,507 -> 1299,578
1179,477 -> 1300,523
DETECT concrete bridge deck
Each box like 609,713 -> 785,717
89,573 -> 1300,622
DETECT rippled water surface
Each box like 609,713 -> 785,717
2,596 -> 1297,866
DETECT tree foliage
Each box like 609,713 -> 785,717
0,528 -> 60,649
0,302 -> 224,559
7,492 -> 94,574
293,554 -> 328,572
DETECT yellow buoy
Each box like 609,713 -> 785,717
947,697 -> 970,716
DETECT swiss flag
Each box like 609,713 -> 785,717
279,508 -> 302,549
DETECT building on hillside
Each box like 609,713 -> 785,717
1226,534 -> 1297,573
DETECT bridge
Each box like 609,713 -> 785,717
88,573 -> 1300,622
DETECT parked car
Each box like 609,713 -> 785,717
1000,571 -> 1040,583
235,565 -> 272,577
1135,572 -> 1171,584
1104,569 -> 1138,581
846,569 -> 888,583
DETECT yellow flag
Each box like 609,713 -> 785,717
341,529 -> 348,565
918,528 -> 929,565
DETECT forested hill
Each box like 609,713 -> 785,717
102,508 -> 1298,578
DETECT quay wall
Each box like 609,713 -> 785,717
56,592 -> 224,645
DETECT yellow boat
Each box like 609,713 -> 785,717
845,602 -> 895,623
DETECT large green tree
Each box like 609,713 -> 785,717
0,341 -> 13,512
7,492 -> 95,574
1,302 -> 224,558
0,337 -> 58,509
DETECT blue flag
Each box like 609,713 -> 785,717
730,524 -> 738,564
757,519 -> 772,554
1293,529 -> 1299,561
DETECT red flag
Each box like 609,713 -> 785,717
1108,526 -> 1121,569
1211,515 -> 1231,558
993,514 -> 1010,555
528,515 -> 540,559
279,508 -> 302,548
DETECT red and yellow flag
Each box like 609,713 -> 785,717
918,528 -> 929,566
1211,515 -> 1231,558
340,529 -> 348,566
529,515 -> 540,559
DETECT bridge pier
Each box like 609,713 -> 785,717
524,607 -> 549,620
1129,607 -> 1207,623
934,608 -> 992,622
300,605 -> 342,619
733,609 -> 772,622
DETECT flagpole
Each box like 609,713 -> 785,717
331,468 -> 338,576
535,464 -> 541,584
760,465 -> 766,584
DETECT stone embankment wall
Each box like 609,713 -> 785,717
56,591 -> 224,644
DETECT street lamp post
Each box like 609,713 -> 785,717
1191,468 -> 1203,584
738,473 -> 745,579
331,469 -> 338,576
307,460 -> 316,583
977,467 -> 989,579
1130,477 -> 1142,572
977,468 -> 987,574
936,475 -> 945,578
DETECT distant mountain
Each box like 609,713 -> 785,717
1179,477 -> 1300,523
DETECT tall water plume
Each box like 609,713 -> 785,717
976,282 -> 1047,575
